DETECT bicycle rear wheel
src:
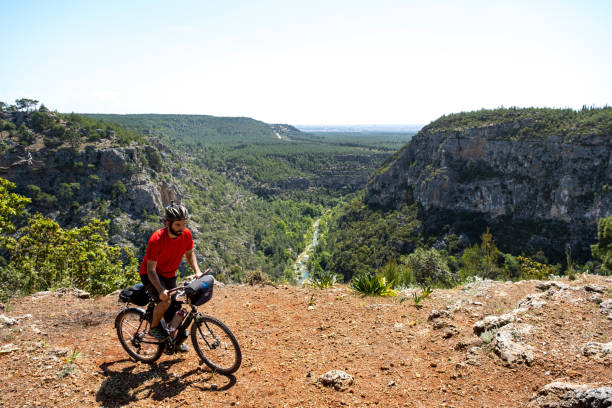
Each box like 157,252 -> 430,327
191,315 -> 241,374
115,307 -> 164,363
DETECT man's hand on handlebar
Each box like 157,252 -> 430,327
159,289 -> 170,302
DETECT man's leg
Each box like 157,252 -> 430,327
141,274 -> 174,336
151,276 -> 177,328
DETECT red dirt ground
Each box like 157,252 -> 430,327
0,275 -> 610,407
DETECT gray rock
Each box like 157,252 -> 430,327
473,312 -> 516,335
600,299 -> 612,315
318,370 -> 354,390
528,382 -> 612,408
519,292 -> 548,309
443,326 -> 459,339
492,323 -> 534,366
583,284 -> 605,293
466,346 -> 481,366
74,289 -> 90,299
428,310 -> 451,320
0,314 -> 17,326
536,281 -> 569,291
583,342 -> 612,358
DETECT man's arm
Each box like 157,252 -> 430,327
185,249 -> 208,278
146,260 -> 169,301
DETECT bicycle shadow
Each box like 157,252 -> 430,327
96,358 -> 237,407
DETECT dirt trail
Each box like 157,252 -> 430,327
0,275 -> 610,407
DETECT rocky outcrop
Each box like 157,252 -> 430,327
365,121 -> 611,262
528,382 -> 612,407
0,141 -> 182,253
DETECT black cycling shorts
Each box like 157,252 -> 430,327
140,274 -> 177,303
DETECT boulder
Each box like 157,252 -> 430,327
528,382 -> 612,407
492,323 -> 534,366
318,370 -> 354,391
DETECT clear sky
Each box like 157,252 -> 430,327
1,0 -> 611,125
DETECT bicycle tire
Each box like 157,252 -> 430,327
115,307 -> 164,363
191,315 -> 242,374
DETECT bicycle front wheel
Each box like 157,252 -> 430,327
191,315 -> 242,374
115,307 -> 164,364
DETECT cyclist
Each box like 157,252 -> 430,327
140,201 -> 212,346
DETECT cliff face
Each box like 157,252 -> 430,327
0,142 -> 182,250
365,121 -> 612,262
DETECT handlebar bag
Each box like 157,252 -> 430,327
184,275 -> 214,306
119,283 -> 150,306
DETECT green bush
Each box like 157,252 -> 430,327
591,215 -> 612,275
458,229 -> 503,280
351,273 -> 396,296
404,247 -> 455,287
9,214 -> 139,295
517,256 -> 555,280
0,119 -> 16,131
29,111 -> 54,132
0,177 -> 138,300
111,181 -> 127,199
0,178 -> 31,248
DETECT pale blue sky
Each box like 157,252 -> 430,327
1,0 -> 611,124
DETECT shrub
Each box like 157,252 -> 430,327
244,269 -> 275,286
9,215 -> 139,295
0,178 -> 30,248
517,256 -> 555,280
459,228 -> 503,280
591,215 -> 612,275
404,247 -> 455,287
111,181 -> 127,199
29,111 -> 54,132
351,273 -> 397,296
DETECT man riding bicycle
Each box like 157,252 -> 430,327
140,201 -> 213,345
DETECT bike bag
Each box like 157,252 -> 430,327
184,275 -> 214,306
119,283 -> 150,306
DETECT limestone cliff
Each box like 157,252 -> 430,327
365,119 -> 612,262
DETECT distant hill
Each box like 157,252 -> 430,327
297,124 -> 423,133
85,113 -> 280,146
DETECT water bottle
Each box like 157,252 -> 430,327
168,308 -> 186,335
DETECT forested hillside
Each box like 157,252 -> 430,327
310,107 -> 612,287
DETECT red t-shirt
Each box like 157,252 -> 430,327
139,227 -> 193,278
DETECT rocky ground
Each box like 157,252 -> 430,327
0,275 -> 610,407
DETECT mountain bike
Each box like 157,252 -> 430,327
114,277 -> 242,374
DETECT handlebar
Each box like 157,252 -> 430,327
166,270 -> 219,295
